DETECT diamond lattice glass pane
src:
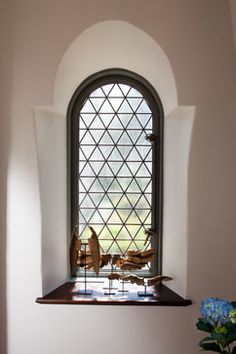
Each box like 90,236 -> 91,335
89,115 -> 105,129
108,179 -> 123,193
89,193 -> 104,207
90,161 -> 104,175
117,164 -> 132,177
117,131 -> 133,145
107,225 -> 123,238
80,208 -> 94,222
115,226 -> 131,240
107,161 -> 123,175
135,131 -> 151,145
109,194 -> 123,207
89,148 -> 105,161
136,113 -> 152,129
126,193 -> 142,206
136,163 -> 151,177
98,226 -> 114,240
79,194 -> 94,208
126,161 -> 140,175
107,211 -> 123,224
118,100 -> 133,114
98,165 -> 115,178
136,177 -> 150,192
80,163 -> 95,177
89,211 -> 104,224
135,210 -> 151,223
135,195 -> 151,209
117,146 -> 131,160
127,87 -> 143,97
90,97 -> 105,111
126,210 -> 142,224
80,131 -> 95,145
98,113 -> 114,126
99,100 -> 114,113
108,148 -> 123,161
119,114 -> 133,128
109,98 -> 124,112
128,98 -> 143,112
99,195 -> 114,209
108,130 -> 123,143
126,148 -> 141,161
127,130 -> 142,143
77,80 -> 155,264
108,115 -> 124,129
99,145 -> 113,159
91,130 -> 104,143
89,179 -> 104,193
108,84 -> 123,97
135,225 -> 151,240
117,177 -> 132,191
126,224 -> 142,237
99,132 -> 114,145
80,177 -> 94,191
102,84 -> 114,95
98,209 -> 113,222
80,145 -> 94,159
81,100 -> 96,113
90,87 -> 105,97
80,113 -> 96,128
136,100 -> 151,114
127,116 -> 143,130
98,177 -> 113,191
118,84 -> 130,95
116,195 -> 132,209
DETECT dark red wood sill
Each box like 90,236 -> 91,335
36,281 -> 192,306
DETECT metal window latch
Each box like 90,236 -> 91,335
144,228 -> 156,246
145,133 -> 157,144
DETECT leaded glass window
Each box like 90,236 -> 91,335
69,70 -> 163,276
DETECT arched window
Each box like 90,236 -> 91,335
68,69 -> 164,277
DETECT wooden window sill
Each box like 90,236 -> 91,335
36,280 -> 191,306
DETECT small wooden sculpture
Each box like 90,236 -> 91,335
88,226 -> 100,276
112,249 -> 155,271
147,275 -> 172,287
77,252 -> 111,270
121,274 -> 144,286
69,225 -> 82,276
107,272 -> 172,287
107,272 -> 121,281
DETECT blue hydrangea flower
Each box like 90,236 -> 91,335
200,297 -> 234,326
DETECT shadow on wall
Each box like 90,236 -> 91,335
187,102 -> 236,301
0,4 -> 13,353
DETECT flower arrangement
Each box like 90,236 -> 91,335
196,297 -> 236,354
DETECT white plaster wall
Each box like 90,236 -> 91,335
35,20 -> 194,298
2,1 -> 236,354
229,0 -> 236,49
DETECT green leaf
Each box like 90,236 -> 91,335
196,319 -> 214,333
211,332 -> 228,341
199,342 -> 223,353
200,337 -> 213,344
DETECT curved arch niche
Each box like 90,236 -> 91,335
35,20 -> 195,297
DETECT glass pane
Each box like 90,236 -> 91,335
77,81 -> 154,262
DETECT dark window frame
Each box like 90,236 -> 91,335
67,68 -> 164,276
